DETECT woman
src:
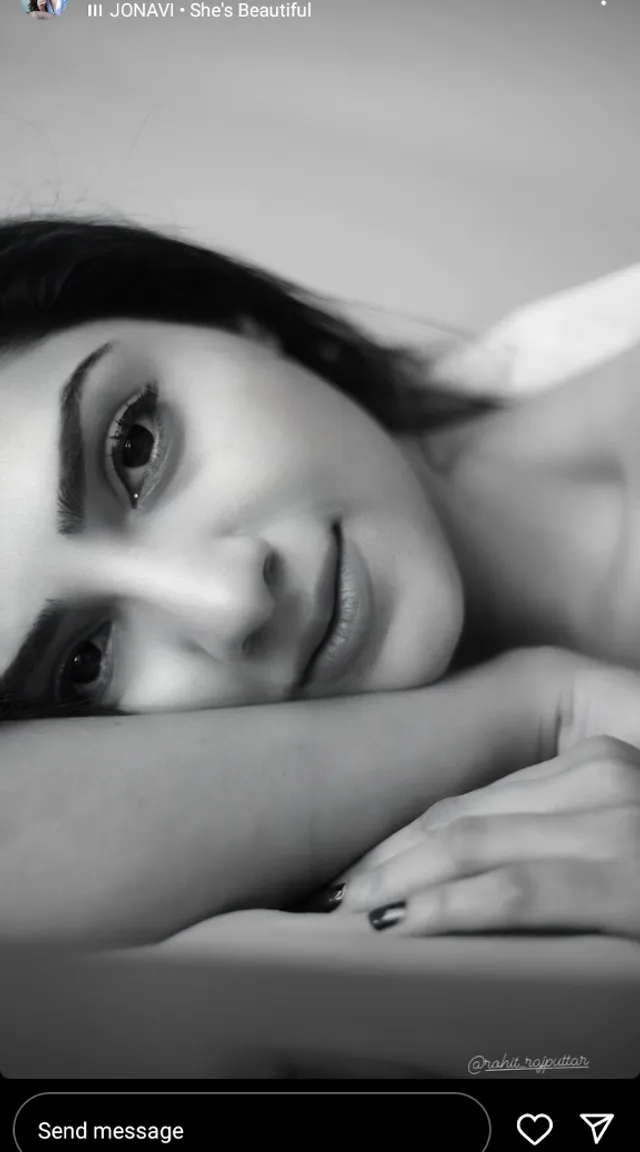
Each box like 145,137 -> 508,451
1,217 -> 639,946
25,0 -> 65,15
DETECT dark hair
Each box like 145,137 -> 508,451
0,216 -> 494,722
0,216 -> 494,433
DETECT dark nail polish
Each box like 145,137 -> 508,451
296,881 -> 346,914
320,882 -> 346,912
369,902 -> 406,931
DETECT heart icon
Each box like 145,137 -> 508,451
517,1114 -> 554,1146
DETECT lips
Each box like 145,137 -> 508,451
297,524 -> 341,689
299,523 -> 372,690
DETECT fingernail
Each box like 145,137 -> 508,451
369,902 -> 406,932
318,882 -> 346,913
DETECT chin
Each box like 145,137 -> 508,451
386,632 -> 461,692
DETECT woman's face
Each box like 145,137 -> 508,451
0,321 -> 463,713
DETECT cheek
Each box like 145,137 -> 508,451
394,545 -> 464,683
178,365 -> 395,507
356,513 -> 464,692
120,638 -> 252,713
183,403 -> 349,521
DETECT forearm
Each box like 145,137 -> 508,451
0,647 -> 569,947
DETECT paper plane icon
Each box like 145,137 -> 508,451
580,1115 -> 614,1145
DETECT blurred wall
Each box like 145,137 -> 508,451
1,0 -> 638,331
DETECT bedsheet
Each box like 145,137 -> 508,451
1,911 -> 639,1078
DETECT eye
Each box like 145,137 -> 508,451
106,385 -> 161,508
56,621 -> 114,709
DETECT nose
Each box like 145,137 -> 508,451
63,534 -> 279,661
152,536 -> 279,659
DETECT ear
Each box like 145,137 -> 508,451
237,317 -> 281,353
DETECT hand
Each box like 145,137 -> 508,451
558,660 -> 640,753
334,737 -> 640,940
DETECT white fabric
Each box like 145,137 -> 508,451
431,264 -> 640,397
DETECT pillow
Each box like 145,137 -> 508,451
335,264 -> 640,400
430,263 -> 640,398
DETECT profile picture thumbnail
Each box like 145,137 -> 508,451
22,0 -> 69,16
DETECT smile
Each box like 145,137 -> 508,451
300,523 -> 373,690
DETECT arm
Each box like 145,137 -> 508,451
0,646 -> 573,948
336,660 -> 640,942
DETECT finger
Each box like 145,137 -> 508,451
338,738 -> 640,887
300,825 -> 424,902
338,820 -> 429,879
367,858 -> 640,939
337,754 -> 582,880
338,751 -> 586,882
342,806 -> 640,912
405,755 -> 591,840
420,738 -> 640,832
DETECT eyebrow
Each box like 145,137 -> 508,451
0,343 -> 114,705
0,599 -> 65,710
58,342 -> 114,535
